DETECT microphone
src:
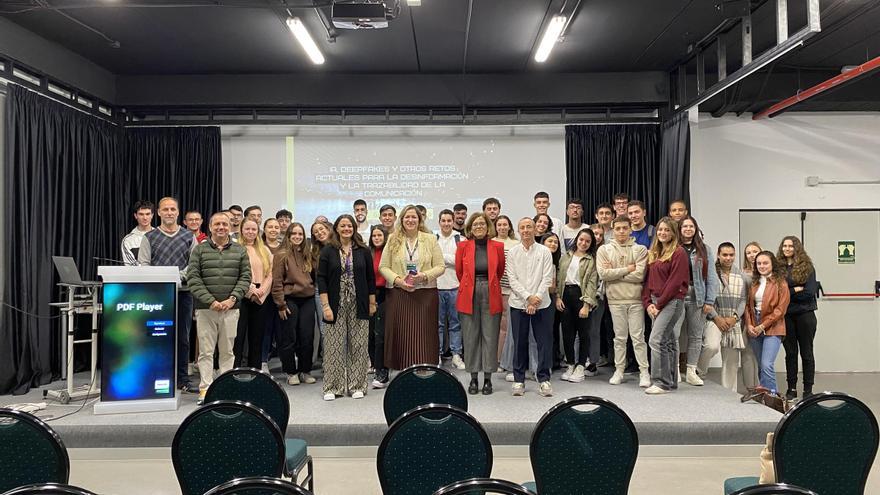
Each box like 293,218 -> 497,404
93,256 -> 125,265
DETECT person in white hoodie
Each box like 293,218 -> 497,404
597,215 -> 651,388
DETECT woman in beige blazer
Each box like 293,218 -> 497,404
379,205 -> 445,369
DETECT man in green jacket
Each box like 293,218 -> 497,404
187,212 -> 251,404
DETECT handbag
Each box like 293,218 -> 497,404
761,391 -> 791,414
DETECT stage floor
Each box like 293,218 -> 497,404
0,365 -> 781,448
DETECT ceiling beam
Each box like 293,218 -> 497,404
115,72 -> 668,108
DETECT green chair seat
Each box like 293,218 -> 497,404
205,368 -> 314,491
0,409 -> 70,493
378,404 -> 492,495
284,439 -> 308,473
724,476 -> 759,495
172,400 -> 286,495
529,396 -> 638,495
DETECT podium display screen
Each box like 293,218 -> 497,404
101,282 -> 177,401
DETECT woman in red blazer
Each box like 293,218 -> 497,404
456,212 -> 506,395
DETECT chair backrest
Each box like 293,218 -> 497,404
378,404 -> 492,495
383,364 -> 468,425
172,401 -> 286,495
1,483 -> 98,495
433,478 -> 534,495
205,368 -> 290,434
772,391 -> 879,495
731,483 -> 818,495
202,476 -> 313,495
529,396 -> 638,495
0,409 -> 70,493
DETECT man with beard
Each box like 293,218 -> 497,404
353,199 -> 370,239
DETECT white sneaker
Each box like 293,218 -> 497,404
299,373 -> 316,384
609,370 -> 625,385
526,370 -> 536,382
569,365 -> 586,383
511,382 -> 525,396
539,381 -> 554,397
260,362 -> 270,374
561,365 -> 575,381
645,385 -> 669,395
351,391 -> 365,399
323,393 -> 336,401
639,370 -> 652,388
452,354 -> 466,370
686,366 -> 704,386
287,374 -> 300,386
505,372 -> 515,382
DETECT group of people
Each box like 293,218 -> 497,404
121,191 -> 819,403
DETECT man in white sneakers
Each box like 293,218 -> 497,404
507,218 -> 556,397
597,215 -> 651,388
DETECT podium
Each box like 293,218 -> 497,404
94,266 -> 181,414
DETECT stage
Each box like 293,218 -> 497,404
0,365 -> 781,449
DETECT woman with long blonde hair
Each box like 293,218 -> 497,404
379,205 -> 445,369
777,236 -> 818,399
234,218 -> 274,368
641,217 -> 689,394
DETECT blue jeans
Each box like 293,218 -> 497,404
438,288 -> 462,355
648,298 -> 683,390
750,323 -> 783,392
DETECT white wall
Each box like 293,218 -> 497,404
690,113 -> 880,372
690,113 -> 880,249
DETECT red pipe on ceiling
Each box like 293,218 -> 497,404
752,55 -> 880,120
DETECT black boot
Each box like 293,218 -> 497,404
468,376 -> 479,395
785,388 -> 797,400
803,385 -> 813,399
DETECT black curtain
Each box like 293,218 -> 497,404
565,124 -> 662,224
125,127 -> 222,220
1,85 -> 124,395
1,86 -> 222,395
658,112 -> 691,217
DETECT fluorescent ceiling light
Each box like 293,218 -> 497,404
534,15 -> 566,63
407,0 -> 421,5
286,17 -> 325,65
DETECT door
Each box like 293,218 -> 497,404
739,209 -> 880,372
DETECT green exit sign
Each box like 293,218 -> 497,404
838,241 -> 855,264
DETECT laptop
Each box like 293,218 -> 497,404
52,256 -> 101,286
